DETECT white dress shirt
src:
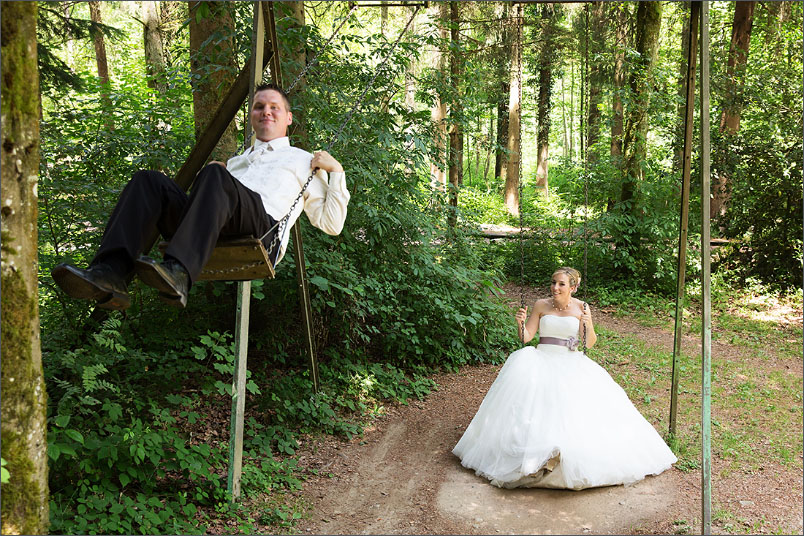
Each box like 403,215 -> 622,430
226,136 -> 350,265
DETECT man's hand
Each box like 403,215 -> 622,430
311,151 -> 343,173
209,160 -> 227,169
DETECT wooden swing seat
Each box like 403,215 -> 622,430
158,236 -> 275,282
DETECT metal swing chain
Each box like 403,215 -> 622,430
581,4 -> 590,355
262,4 -> 423,262
514,7 -> 526,344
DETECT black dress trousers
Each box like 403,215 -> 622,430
93,164 -> 278,284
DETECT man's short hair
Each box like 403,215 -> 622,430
254,83 -> 292,110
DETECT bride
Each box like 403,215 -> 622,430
453,267 -> 677,490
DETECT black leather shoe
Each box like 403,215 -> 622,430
51,263 -> 130,311
135,256 -> 189,308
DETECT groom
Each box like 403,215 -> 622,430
53,83 -> 350,309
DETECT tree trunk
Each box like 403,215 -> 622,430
404,6 -> 417,111
535,3 -> 559,196
279,1 -> 308,149
494,2 -> 511,182
586,1 -> 606,162
560,76 -> 568,158
189,1 -> 238,161
1,3 -> 49,534
673,11 -> 691,172
89,0 -> 113,129
429,2 -> 448,192
504,2 -> 523,216
610,2 -> 628,160
620,1 -> 662,204
89,1 -> 110,86
143,1 -> 167,93
447,1 -> 462,227
617,1 -> 662,262
569,59 -> 575,159
712,1 -> 756,220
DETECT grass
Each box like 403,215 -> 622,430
592,280 -> 803,534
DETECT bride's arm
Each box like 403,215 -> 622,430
516,301 -> 544,343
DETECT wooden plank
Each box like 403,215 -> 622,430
158,238 -> 275,281
700,2 -> 713,533
670,1 -> 699,437
227,280 -> 251,500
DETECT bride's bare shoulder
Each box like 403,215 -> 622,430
532,298 -> 552,313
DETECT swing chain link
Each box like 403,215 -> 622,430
514,5 -> 525,343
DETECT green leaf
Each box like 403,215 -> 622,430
308,275 -> 330,291
65,429 -> 84,445
53,414 -> 71,428
119,473 -> 130,488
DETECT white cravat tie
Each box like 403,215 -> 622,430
248,139 -> 272,162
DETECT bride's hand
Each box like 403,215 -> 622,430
579,302 -> 591,325
515,307 -> 528,324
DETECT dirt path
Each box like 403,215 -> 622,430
294,361 -> 679,535
290,302 -> 803,535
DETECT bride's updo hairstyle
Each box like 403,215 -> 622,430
552,267 -> 581,294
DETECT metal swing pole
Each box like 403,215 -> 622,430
699,1 -> 713,532
227,1 -> 272,502
670,0 -> 699,438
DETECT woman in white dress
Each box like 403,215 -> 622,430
453,267 -> 676,490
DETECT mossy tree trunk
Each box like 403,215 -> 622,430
616,1 -> 663,267
447,1 -> 463,227
1,2 -> 49,534
428,1 -> 449,192
189,1 -> 238,162
535,3 -> 560,196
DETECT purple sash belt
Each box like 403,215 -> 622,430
539,336 -> 580,351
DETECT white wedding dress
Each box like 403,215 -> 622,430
453,314 -> 677,490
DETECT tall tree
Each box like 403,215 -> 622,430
503,2 -> 523,216
88,1 -> 110,87
1,3 -> 49,534
672,9 -> 692,171
188,1 -> 238,161
143,1 -> 167,93
494,2 -> 512,182
88,0 -> 112,126
712,1 -> 756,220
585,1 -> 606,162
447,1 -> 463,226
428,1 -> 449,192
279,1 -> 309,148
609,2 -> 629,160
404,5 -> 418,111
535,3 -> 560,196
617,1 -> 662,262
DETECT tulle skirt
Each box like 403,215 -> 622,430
453,345 -> 677,490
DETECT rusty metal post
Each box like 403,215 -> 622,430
670,1 -> 699,437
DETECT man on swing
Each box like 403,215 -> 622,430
53,83 -> 349,309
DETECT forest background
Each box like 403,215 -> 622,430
1,1 -> 801,534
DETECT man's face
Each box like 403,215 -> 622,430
251,89 -> 292,141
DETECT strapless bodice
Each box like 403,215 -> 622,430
538,314 -> 580,339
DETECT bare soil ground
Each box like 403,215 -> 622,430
287,286 -> 803,535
